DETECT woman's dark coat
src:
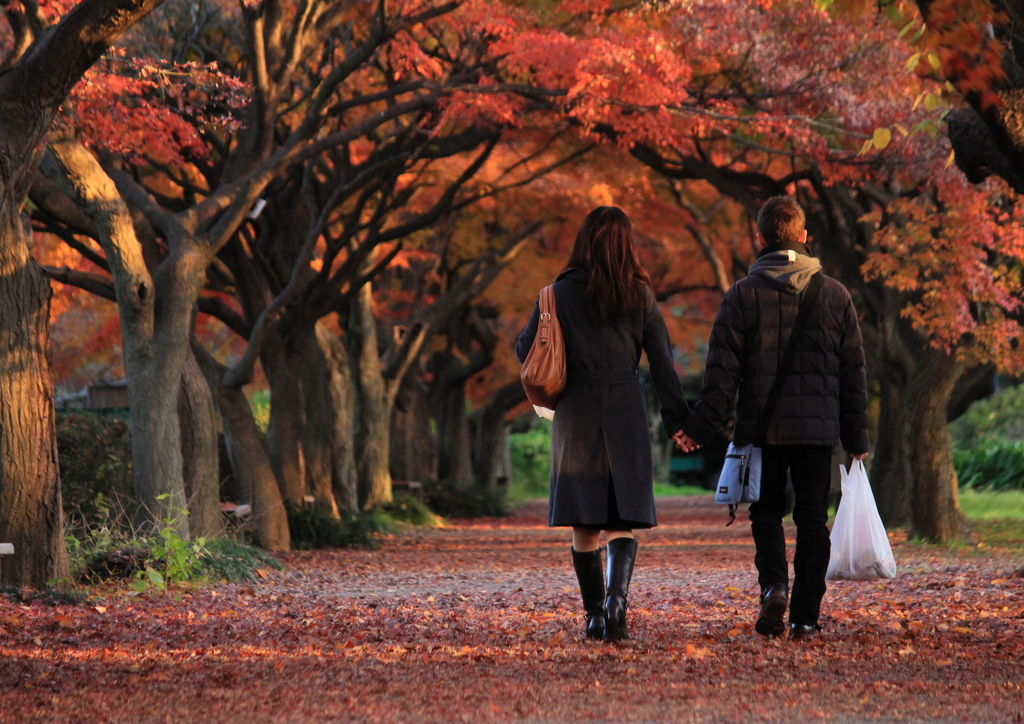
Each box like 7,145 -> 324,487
516,268 -> 690,528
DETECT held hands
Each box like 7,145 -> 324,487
672,431 -> 701,453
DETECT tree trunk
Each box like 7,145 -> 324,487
178,346 -> 223,539
42,138 -> 198,539
349,284 -> 392,509
871,375 -> 912,527
434,380 -> 474,491
390,372 -> 436,485
301,322 -> 360,517
0,212 -> 69,587
472,381 -> 526,492
193,343 -> 290,550
907,346 -> 966,543
262,329 -> 306,503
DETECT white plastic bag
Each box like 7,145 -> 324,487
826,460 -> 896,581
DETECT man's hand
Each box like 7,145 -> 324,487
672,431 -> 701,453
852,452 -> 868,461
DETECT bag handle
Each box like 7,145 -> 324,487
754,273 -> 822,446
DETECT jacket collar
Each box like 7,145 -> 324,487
757,241 -> 811,259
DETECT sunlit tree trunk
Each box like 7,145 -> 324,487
301,321 -> 360,516
42,138 -> 198,538
0,206 -> 69,587
349,283 -> 392,509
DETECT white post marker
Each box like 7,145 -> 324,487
0,544 -> 13,555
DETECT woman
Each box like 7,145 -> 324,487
516,206 -> 690,642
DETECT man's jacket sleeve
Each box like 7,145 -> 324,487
682,286 -> 746,446
838,290 -> 870,455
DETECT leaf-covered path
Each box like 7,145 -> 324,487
2,497 -> 1023,723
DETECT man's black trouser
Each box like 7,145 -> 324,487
749,444 -> 833,627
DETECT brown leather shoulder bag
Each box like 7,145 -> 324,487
520,284 -> 566,409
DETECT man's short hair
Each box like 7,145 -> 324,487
757,196 -> 805,246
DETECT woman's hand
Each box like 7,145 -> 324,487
672,431 -> 701,453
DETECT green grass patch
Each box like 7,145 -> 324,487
652,483 -> 712,497
959,487 -> 1024,521
965,519 -> 1024,549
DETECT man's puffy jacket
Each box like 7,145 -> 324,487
682,246 -> 869,454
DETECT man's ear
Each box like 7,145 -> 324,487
755,231 -> 766,251
801,229 -> 808,245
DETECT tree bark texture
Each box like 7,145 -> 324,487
42,139 -> 199,538
178,347 -> 223,539
301,322 -> 361,516
0,211 -> 69,587
472,381 -> 526,492
871,375 -> 912,527
389,373 -> 436,485
349,284 -> 392,509
434,381 -> 474,491
193,344 -> 290,550
906,346 -> 966,543
262,329 -> 307,503
0,0 -> 169,586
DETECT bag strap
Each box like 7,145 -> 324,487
754,273 -> 822,446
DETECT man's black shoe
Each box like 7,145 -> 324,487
754,583 -> 788,637
790,623 -> 820,641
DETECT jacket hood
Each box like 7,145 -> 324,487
748,249 -> 822,294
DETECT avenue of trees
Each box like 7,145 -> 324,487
1,0 -> 1022,587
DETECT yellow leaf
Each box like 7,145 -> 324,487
897,20 -> 916,38
944,150 -> 955,169
951,627 -> 971,634
727,628 -> 742,637
990,578 -> 1008,585
928,51 -> 941,70
895,125 -> 909,137
873,127 -> 892,150
905,53 -> 921,72
924,93 -> 939,111
912,92 -> 926,111
94,606 -> 107,614
858,139 -> 874,156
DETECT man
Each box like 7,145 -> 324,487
675,196 -> 869,640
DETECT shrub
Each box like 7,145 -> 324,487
199,538 -> 284,582
423,479 -> 508,519
379,494 -> 443,527
950,384 -> 1024,448
57,412 -> 135,527
285,501 -> 386,550
953,440 -> 1024,491
508,419 -> 551,501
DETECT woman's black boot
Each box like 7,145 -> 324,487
603,537 -> 637,642
571,547 -> 606,640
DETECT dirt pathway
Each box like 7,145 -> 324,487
1,496 -> 1022,723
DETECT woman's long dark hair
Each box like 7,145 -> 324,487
564,206 -> 652,323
